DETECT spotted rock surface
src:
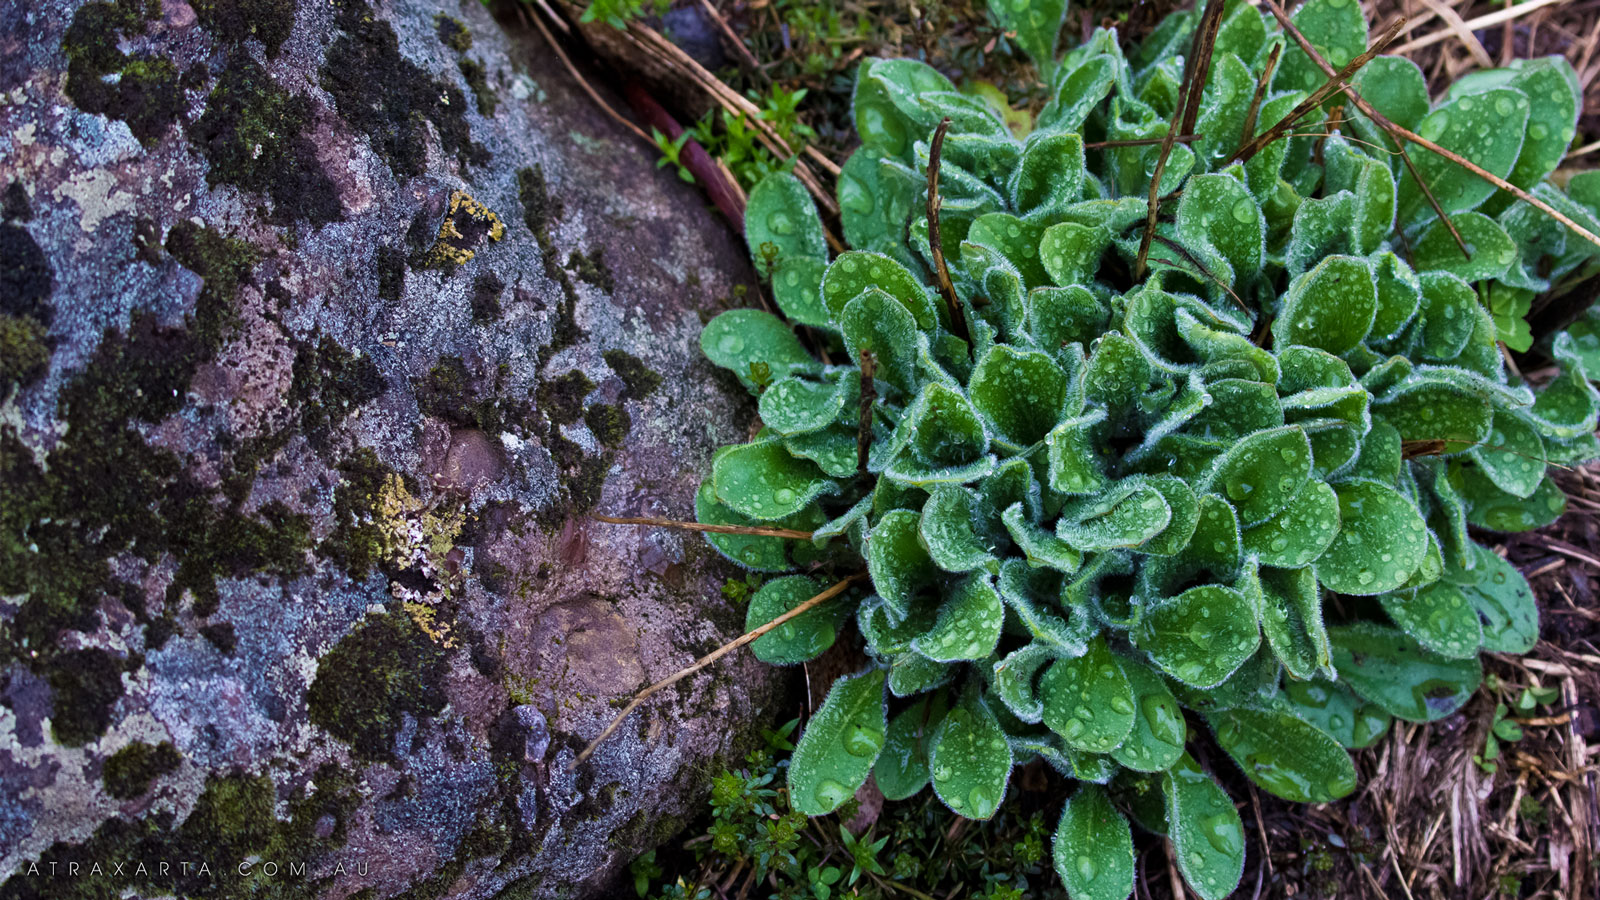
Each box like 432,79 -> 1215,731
0,0 -> 785,896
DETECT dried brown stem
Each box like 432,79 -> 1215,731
1338,85 -> 1600,255
856,350 -> 877,481
1239,43 -> 1282,154
522,5 -> 653,146
1084,134 -> 1202,149
1233,16 -> 1406,164
591,514 -> 814,540
1137,0 -> 1225,279
1260,0 -> 1471,258
927,117 -> 968,342
568,573 -> 866,769
1152,234 -> 1249,312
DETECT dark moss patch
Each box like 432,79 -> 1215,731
2,182 -> 31,222
165,497 -> 312,618
46,649 -> 129,747
60,0 -> 184,146
376,246 -> 406,302
459,59 -> 497,117
188,53 -> 342,226
321,0 -> 487,177
566,249 -> 614,293
200,621 -> 238,654
102,741 -> 182,799
288,335 -> 386,448
1,222 -> 53,325
471,272 -> 505,323
583,403 -> 630,447
516,166 -> 584,357
163,220 -> 258,356
435,13 -> 472,52
0,313 -> 50,389
191,0 -> 297,56
417,355 -> 528,433
305,611 -> 449,762
535,370 -> 594,426
602,350 -> 662,400
516,165 -> 563,239
319,446 -> 396,579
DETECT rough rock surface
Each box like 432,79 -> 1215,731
0,0 -> 785,895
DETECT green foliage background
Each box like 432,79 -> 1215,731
688,1 -> 1600,898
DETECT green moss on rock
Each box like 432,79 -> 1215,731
460,58 -> 498,118
60,0 -> 184,146
584,403 -> 629,447
535,370 -> 594,427
320,0 -> 487,177
305,610 -> 449,762
320,446 -> 397,579
0,312 -> 49,388
46,648 -> 129,747
102,741 -> 182,799
434,13 -> 472,52
288,335 -> 386,447
188,53 -> 342,226
602,350 -> 662,400
191,0 -> 297,56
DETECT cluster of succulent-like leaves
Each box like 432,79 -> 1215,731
693,3 -> 1600,898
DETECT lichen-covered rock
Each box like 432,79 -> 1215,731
0,0 -> 783,895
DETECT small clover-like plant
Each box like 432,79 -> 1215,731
687,3 -> 1600,898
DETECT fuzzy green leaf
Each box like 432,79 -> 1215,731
1041,636 -> 1136,753
748,575 -> 851,665
867,508 -> 937,617
823,250 -> 939,330
930,691 -> 1012,819
1163,754 -> 1246,900
1315,480 -> 1429,595
1272,256 -> 1376,355
1279,676 -> 1392,749
969,344 -> 1069,448
1240,480 -> 1340,567
1202,425 -> 1313,528
912,573 -> 1005,662
921,485 -> 997,573
1055,785 -> 1136,900
1447,542 -> 1537,653
875,694 -> 946,801
746,172 -> 828,277
701,308 -> 818,391
993,642 -> 1056,724
712,441 -> 836,520
1397,88 -> 1528,224
1110,656 -> 1187,773
1136,584 -> 1260,688
1378,579 -> 1483,660
770,257 -> 833,330
1058,482 -> 1174,552
789,667 -> 887,815
1255,563 -> 1333,680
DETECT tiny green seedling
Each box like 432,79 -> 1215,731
684,2 -> 1600,899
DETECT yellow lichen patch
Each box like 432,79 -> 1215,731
403,600 -> 458,647
375,472 -> 467,601
423,190 -> 505,268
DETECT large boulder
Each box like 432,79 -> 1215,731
0,0 -> 785,895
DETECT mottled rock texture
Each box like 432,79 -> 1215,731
0,0 -> 783,895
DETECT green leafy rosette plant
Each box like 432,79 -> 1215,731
690,2 -> 1600,898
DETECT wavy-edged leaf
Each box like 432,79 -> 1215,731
912,573 -> 1005,662
1207,706 -> 1357,803
1378,579 -> 1483,660
867,508 -> 936,617
748,575 -> 851,665
1447,542 -> 1537,653
1255,563 -> 1333,680
1201,424 -> 1313,528
1272,256 -> 1376,356
1329,622 -> 1481,722
993,642 -> 1056,724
